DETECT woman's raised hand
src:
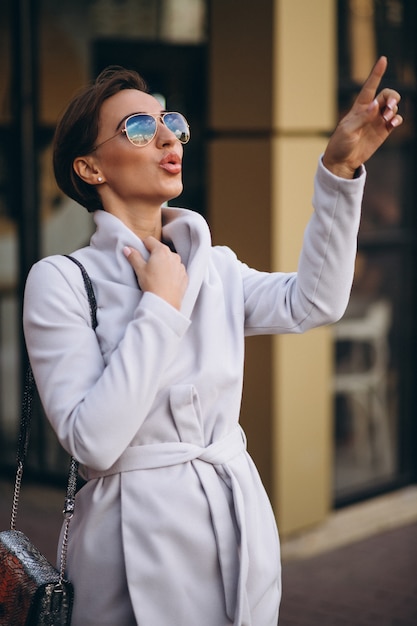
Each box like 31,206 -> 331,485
323,56 -> 403,179
124,237 -> 188,311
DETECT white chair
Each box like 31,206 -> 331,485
332,299 -> 394,473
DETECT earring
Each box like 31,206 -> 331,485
97,176 -> 103,183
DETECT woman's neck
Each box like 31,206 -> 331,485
104,203 -> 163,241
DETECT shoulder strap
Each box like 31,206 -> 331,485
64,254 -> 98,330
11,255 -> 98,583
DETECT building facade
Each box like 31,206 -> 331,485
0,0 -> 415,537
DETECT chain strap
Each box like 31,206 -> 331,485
10,365 -> 36,531
12,255 -> 97,584
10,462 -> 23,531
59,456 -> 79,583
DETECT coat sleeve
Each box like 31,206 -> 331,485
242,158 -> 366,336
23,259 -> 190,470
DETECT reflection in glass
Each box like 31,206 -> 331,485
339,0 -> 416,86
333,296 -> 397,496
335,0 -> 416,503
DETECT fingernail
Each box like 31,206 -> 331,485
387,98 -> 397,110
390,117 -> 401,128
123,246 -> 132,258
367,98 -> 378,112
383,109 -> 394,122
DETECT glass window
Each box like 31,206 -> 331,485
0,0 -> 207,477
333,0 -> 417,504
0,2 -> 19,466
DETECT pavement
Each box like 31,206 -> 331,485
1,477 -> 416,625
280,521 -> 417,626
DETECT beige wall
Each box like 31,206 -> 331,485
209,0 -> 337,536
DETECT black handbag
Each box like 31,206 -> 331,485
0,256 -> 97,625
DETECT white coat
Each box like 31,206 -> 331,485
23,159 -> 365,625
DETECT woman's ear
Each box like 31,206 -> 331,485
73,156 -> 104,186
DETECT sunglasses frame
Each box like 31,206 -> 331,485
93,111 -> 190,151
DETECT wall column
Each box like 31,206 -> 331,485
208,0 -> 337,536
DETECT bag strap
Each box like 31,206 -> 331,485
11,255 -> 98,584
63,255 -> 98,331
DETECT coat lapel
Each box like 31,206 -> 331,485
162,207 -> 212,319
91,207 -> 212,319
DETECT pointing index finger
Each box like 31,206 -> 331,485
356,56 -> 387,106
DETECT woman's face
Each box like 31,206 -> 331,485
92,89 -> 185,213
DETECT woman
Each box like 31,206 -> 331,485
23,57 -> 402,625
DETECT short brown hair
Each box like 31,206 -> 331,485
53,66 -> 148,212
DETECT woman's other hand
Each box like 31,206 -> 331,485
323,56 -> 403,179
123,237 -> 188,310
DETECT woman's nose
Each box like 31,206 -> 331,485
156,118 -> 177,145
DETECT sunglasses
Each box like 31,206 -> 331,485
93,112 -> 190,150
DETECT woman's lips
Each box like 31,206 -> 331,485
159,153 -> 182,174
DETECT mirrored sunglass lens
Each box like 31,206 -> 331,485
125,115 -> 156,145
164,113 -> 190,143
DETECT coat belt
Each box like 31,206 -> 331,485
81,425 -> 249,624
81,425 -> 246,478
